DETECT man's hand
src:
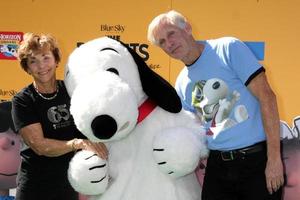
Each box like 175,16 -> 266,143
265,157 -> 284,194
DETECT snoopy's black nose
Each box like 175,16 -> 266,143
91,115 -> 117,139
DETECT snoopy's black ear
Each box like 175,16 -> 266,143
120,41 -> 182,113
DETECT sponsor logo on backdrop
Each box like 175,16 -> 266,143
100,23 -> 125,44
77,39 -> 152,66
0,32 -> 23,60
77,23 -> 160,69
100,24 -> 159,69
100,24 -> 125,33
0,89 -> 18,101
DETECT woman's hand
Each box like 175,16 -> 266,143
73,139 -> 108,159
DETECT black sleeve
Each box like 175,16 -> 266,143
11,90 -> 39,132
244,67 -> 265,86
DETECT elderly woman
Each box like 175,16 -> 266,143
11,33 -> 108,200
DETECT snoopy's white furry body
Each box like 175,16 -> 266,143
85,109 -> 205,200
65,37 -> 208,200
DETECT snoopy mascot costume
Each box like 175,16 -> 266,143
65,37 -> 208,200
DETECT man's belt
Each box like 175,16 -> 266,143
210,142 -> 266,161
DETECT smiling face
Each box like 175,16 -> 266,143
26,50 -> 57,85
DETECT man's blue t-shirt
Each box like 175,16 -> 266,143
175,37 -> 266,151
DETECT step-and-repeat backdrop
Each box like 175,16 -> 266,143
1,0 -> 299,198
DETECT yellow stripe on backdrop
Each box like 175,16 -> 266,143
0,0 -> 300,125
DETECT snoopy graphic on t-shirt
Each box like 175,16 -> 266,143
192,78 -> 248,138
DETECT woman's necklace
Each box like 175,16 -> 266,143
34,82 -> 59,100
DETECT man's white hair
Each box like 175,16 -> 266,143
147,10 -> 187,45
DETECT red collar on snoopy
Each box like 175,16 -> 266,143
137,98 -> 157,124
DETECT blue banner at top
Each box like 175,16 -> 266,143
244,41 -> 265,61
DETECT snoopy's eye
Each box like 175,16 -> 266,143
11,140 -> 15,146
106,68 -> 119,75
212,81 -> 220,89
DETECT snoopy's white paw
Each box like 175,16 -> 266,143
232,90 -> 240,101
218,98 -> 229,107
152,127 -> 208,178
68,150 -> 108,195
234,105 -> 248,123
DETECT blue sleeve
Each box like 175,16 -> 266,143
175,79 -> 195,113
227,38 -> 262,84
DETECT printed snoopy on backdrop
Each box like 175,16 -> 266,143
0,44 -> 17,58
65,37 -> 208,200
0,101 -> 21,200
192,78 -> 249,138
